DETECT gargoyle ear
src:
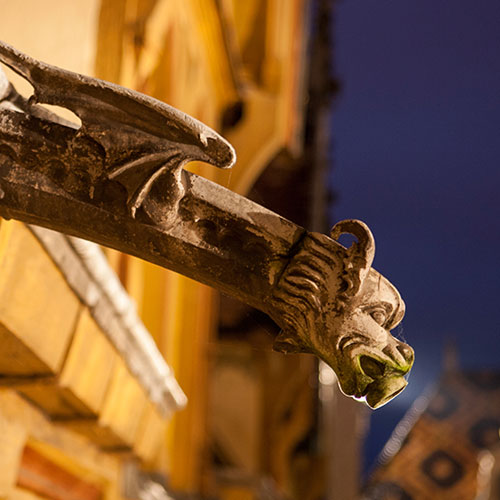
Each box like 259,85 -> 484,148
330,219 -> 375,297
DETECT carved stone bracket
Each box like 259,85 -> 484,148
0,41 -> 414,408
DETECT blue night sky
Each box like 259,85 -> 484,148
330,0 -> 500,472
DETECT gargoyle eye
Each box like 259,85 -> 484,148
370,309 -> 387,326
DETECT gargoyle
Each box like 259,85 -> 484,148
0,41 -> 413,408
271,221 -> 413,408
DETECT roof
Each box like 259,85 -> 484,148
363,370 -> 500,499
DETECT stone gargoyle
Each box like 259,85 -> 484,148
0,41 -> 414,408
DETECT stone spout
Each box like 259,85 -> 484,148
0,41 -> 413,408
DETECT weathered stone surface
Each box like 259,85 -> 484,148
0,41 -> 414,407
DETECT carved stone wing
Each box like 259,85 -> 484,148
0,41 -> 235,217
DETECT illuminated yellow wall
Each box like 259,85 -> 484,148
0,0 -> 309,496
93,1 -> 308,494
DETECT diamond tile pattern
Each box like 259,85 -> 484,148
363,371 -> 500,499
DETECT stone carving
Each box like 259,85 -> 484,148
271,221 -> 412,408
0,41 -> 413,408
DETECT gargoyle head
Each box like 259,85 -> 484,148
271,220 -> 414,409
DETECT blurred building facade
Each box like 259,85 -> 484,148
0,1 -> 367,499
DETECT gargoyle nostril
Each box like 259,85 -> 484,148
397,343 -> 414,363
360,356 -> 386,379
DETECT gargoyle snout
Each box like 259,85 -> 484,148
398,341 -> 414,365
383,338 -> 414,371
358,341 -> 413,409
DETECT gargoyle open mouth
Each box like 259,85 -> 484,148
336,336 -> 413,409
356,354 -> 411,409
